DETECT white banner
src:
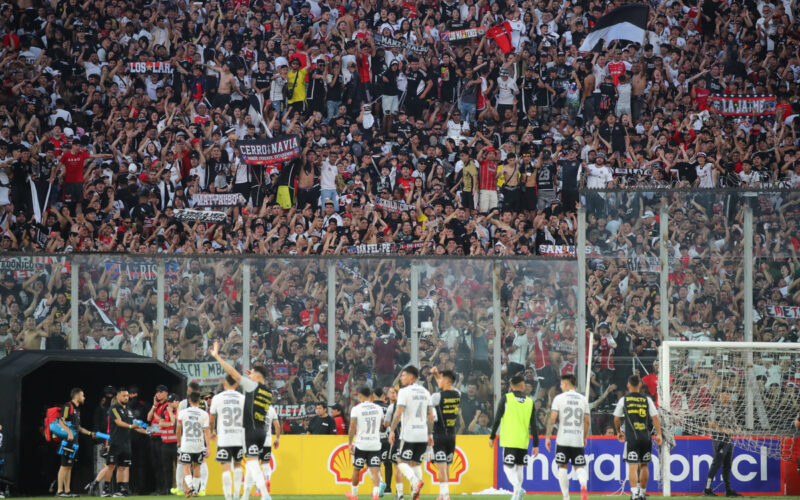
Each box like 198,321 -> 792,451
766,305 -> 800,319
169,360 -> 229,387
174,209 -> 227,223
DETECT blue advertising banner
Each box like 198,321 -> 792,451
494,437 -> 782,495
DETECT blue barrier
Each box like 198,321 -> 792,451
494,436 -> 782,495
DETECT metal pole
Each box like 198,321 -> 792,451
744,205 -> 754,429
576,205 -> 587,393
156,259 -> 165,362
492,264 -> 502,413
70,259 -> 79,350
242,262 -> 251,371
660,343 -> 671,497
659,204 -> 669,341
327,262 -> 336,406
410,264 -> 419,367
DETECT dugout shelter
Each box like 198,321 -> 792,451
0,350 -> 184,496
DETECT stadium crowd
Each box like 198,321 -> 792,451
0,0 -> 796,256
0,0 -> 799,434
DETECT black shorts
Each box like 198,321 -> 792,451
432,434 -> 456,464
60,453 -> 76,466
502,447 -> 529,466
64,182 -> 82,205
106,445 -> 132,467
353,447 -> 382,469
245,428 -> 266,457
624,439 -> 652,464
179,452 -> 205,465
216,446 -> 244,463
398,441 -> 427,463
380,440 -> 391,462
461,192 -> 475,210
554,445 -> 586,466
259,446 -> 272,463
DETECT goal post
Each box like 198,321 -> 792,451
658,341 -> 800,497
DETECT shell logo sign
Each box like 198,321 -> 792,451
424,446 -> 469,484
328,444 -> 367,484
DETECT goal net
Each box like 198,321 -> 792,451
658,341 -> 800,462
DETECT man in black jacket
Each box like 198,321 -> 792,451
306,402 -> 337,434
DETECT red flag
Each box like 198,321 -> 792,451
486,21 -> 513,54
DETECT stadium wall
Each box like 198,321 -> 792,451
199,435 -> 799,496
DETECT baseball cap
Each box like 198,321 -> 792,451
167,393 -> 180,403
103,385 -> 116,395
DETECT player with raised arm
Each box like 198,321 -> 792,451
545,374 -> 590,500
347,386 -> 385,500
176,392 -> 211,497
260,401 -> 280,494
388,366 -> 434,500
177,383 -> 210,496
490,374 -> 539,500
613,375 -> 662,500
430,368 -> 461,500
209,374 -> 245,500
210,340 -> 272,500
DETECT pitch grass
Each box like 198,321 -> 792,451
20,496 -> 800,500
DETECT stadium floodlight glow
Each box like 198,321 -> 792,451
658,341 -> 800,496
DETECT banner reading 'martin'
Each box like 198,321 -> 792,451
237,135 -> 301,165
579,4 -> 649,52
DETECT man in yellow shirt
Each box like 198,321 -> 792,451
287,57 -> 308,115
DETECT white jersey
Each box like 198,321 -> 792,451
263,406 -> 279,446
177,406 -> 210,453
551,389 -> 590,448
396,383 -> 432,443
350,401 -> 383,451
210,389 -> 245,447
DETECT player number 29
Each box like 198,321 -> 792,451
562,407 -> 584,427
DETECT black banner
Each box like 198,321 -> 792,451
708,94 -> 776,116
237,135 -> 301,165
372,34 -> 429,55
